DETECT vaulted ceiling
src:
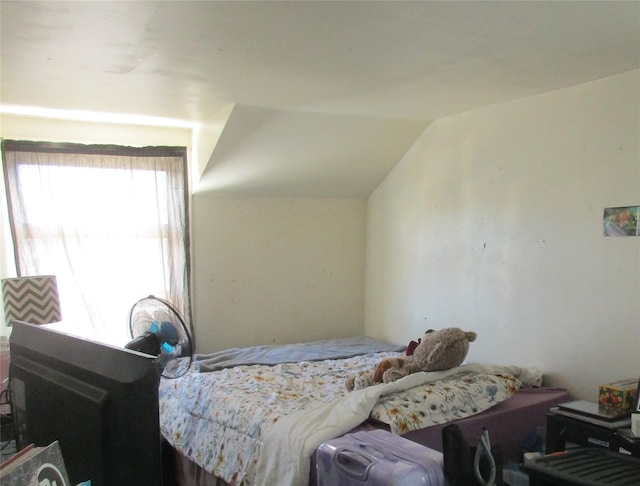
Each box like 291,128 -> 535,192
2,1 -> 639,196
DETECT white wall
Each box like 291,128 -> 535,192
0,114 -> 368,353
191,195 -> 366,352
0,114 -> 192,147
366,70 -> 640,400
0,114 -> 192,333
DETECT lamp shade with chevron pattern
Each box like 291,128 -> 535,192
1,275 -> 62,325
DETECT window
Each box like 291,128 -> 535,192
2,140 -> 191,345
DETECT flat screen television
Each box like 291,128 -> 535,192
9,321 -> 163,485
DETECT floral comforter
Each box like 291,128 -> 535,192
159,350 -> 521,486
371,370 -> 520,434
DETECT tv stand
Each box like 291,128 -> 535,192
546,408 -> 640,458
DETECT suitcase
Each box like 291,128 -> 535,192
316,429 -> 444,485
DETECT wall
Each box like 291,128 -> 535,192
0,114 -> 367,352
0,114 -> 192,147
366,70 -> 640,400
191,195 -> 366,352
0,113 -> 192,334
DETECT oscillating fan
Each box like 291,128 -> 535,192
125,295 -> 193,379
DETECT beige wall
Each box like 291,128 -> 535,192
366,70 -> 640,400
191,195 -> 367,352
0,114 -> 192,147
0,115 -> 367,351
0,114 -> 192,333
3,72 -> 638,397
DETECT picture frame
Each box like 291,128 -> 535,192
603,206 -> 640,237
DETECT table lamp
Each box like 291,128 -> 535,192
1,275 -> 62,325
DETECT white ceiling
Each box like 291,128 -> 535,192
1,1 -> 639,196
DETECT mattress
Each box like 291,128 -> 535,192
168,386 -> 570,486
401,386 -> 571,462
161,337 -> 534,485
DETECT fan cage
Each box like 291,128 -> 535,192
128,295 -> 193,379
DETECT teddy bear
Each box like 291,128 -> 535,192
345,327 -> 477,391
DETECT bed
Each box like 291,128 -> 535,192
159,336 -> 570,486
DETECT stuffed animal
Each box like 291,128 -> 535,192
345,327 -> 477,391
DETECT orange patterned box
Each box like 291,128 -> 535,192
598,378 -> 638,413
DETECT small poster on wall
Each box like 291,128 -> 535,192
603,206 -> 639,236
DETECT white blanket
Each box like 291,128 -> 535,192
254,363 -> 540,486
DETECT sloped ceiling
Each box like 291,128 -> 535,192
197,105 -> 428,197
1,1 -> 639,196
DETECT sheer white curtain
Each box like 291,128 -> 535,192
2,141 -> 191,345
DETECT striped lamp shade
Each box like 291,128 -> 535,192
1,275 -> 62,325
